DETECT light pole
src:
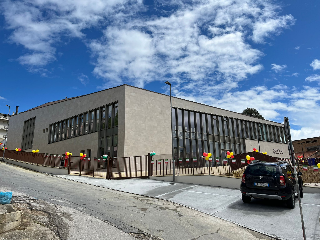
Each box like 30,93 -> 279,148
258,123 -> 262,152
165,81 -> 175,182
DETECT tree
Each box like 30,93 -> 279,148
242,108 -> 265,120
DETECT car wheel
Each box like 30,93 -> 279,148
287,193 -> 295,209
242,194 -> 251,203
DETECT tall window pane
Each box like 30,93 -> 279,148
114,103 -> 118,127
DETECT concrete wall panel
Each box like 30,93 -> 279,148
7,86 -> 125,158
245,139 -> 289,158
124,86 -> 172,157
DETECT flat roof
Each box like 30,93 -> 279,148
18,84 -> 282,125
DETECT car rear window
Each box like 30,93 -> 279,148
246,164 -> 277,176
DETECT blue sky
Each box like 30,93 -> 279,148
1,0 -> 320,140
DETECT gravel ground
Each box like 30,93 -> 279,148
0,188 -> 137,240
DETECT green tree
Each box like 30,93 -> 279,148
242,108 -> 265,120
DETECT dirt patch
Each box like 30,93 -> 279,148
0,195 -> 69,240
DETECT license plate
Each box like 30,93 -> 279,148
254,183 -> 269,187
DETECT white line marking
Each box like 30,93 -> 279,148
155,185 -> 197,198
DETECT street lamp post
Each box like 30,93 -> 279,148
2,105 -> 10,161
165,81 -> 175,182
258,123 -> 262,152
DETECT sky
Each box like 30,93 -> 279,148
1,0 -> 320,141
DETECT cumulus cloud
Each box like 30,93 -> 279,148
1,0 -> 141,68
2,0 -> 294,88
271,64 -> 287,73
310,59 -> 320,70
89,0 -> 294,87
252,15 -> 295,43
90,28 -> 157,88
291,128 -> 320,141
295,46 -> 300,50
305,74 -> 320,83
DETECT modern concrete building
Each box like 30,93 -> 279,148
0,113 -> 9,143
7,84 -> 290,160
293,136 -> 320,158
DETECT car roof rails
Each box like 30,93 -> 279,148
251,160 -> 261,164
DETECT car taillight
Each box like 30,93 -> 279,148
242,174 -> 245,183
280,176 -> 285,186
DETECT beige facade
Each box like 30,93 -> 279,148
7,84 -> 289,159
293,136 -> 320,158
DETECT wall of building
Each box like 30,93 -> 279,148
245,139 -> 289,158
123,85 -> 288,158
124,86 -> 172,157
293,136 -> 320,158
7,86 -> 125,158
7,84 -> 289,160
293,137 -> 320,153
0,114 -> 9,142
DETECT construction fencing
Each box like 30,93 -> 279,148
1,150 -> 319,183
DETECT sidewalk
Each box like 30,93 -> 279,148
150,175 -> 320,193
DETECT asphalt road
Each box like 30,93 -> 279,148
51,175 -> 320,240
0,162 -> 271,240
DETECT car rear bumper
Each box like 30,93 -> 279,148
241,185 -> 292,200
243,192 -> 282,200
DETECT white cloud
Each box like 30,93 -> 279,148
292,73 -> 299,77
271,64 -> 287,73
1,0 -> 140,68
18,53 -> 55,66
90,28 -> 157,88
89,0 -> 295,87
291,128 -> 320,141
305,74 -> 320,83
252,15 -> 295,43
2,0 -> 294,87
78,73 -> 89,86
310,59 -> 320,70
295,46 -> 300,50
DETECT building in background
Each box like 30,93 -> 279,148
0,113 -> 9,143
293,136 -> 320,158
7,85 -> 290,159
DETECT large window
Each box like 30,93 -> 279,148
21,117 -> 36,151
171,107 -> 286,161
48,103 -> 115,145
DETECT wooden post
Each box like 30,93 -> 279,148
79,159 -> 82,176
106,157 -> 109,179
116,157 -> 122,178
147,153 -> 151,178
128,157 -> 132,178
123,157 -> 128,178
68,156 -> 71,174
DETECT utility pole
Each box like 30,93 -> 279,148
165,81 -> 175,182
2,135 -> 7,161
284,117 -> 306,240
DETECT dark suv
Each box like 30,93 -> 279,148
240,161 -> 303,209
